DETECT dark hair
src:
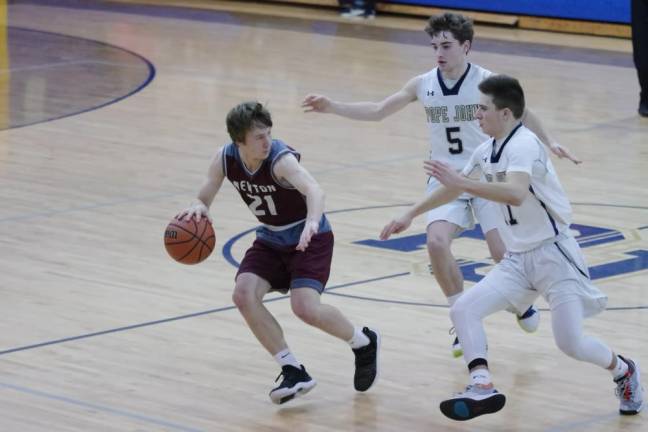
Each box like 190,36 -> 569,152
424,13 -> 474,45
226,101 -> 273,143
478,75 -> 525,119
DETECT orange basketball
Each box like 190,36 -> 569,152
164,216 -> 215,264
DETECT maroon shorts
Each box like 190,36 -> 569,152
236,231 -> 334,294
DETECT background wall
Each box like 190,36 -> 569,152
386,0 -> 631,24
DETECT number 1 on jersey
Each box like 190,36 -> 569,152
445,127 -> 463,154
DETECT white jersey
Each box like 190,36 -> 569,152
462,125 -> 572,252
416,63 -> 493,170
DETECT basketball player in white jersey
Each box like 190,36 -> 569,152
380,74 -> 644,421
302,13 -> 580,356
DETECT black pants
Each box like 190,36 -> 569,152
632,0 -> 648,102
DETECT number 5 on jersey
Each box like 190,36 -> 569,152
446,127 -> 463,154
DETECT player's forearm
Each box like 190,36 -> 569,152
407,186 -> 461,219
522,109 -> 556,148
328,100 -> 386,121
196,178 -> 223,208
304,184 -> 325,224
462,179 -> 527,206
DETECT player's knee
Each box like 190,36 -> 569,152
291,300 -> 320,326
555,336 -> 585,360
427,234 -> 451,256
450,298 -> 470,324
232,284 -> 258,311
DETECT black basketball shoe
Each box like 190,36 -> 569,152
269,365 -> 316,405
352,327 -> 380,391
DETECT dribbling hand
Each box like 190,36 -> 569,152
176,201 -> 211,223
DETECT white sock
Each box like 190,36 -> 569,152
447,292 -> 463,307
348,326 -> 370,349
610,355 -> 629,380
274,349 -> 301,369
470,368 -> 492,386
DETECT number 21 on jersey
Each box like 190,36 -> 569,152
247,194 -> 278,216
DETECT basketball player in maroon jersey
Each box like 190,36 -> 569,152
177,101 -> 379,404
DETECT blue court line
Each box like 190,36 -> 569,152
570,202 -> 648,211
0,272 -> 409,356
0,382 -> 204,432
325,291 -> 440,308
326,203 -> 411,215
326,291 -> 648,311
2,26 -> 156,131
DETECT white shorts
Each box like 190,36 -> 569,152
470,196 -> 499,234
475,235 -> 608,317
425,178 -> 499,234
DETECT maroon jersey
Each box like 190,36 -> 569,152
222,139 -> 308,226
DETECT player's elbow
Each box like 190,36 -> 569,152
306,183 -> 325,202
507,197 -> 523,207
371,103 -> 392,121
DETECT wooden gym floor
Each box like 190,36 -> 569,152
0,1 -> 646,431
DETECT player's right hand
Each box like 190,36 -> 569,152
296,220 -> 319,252
301,94 -> 332,113
380,214 -> 413,240
549,142 -> 582,164
176,201 -> 211,223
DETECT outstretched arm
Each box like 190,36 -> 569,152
380,183 -> 462,240
522,108 -> 581,164
302,76 -> 420,121
273,154 -> 324,251
176,148 -> 226,223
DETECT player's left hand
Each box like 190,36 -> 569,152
550,142 -> 582,164
424,160 -> 465,189
296,220 -> 319,251
380,214 -> 413,240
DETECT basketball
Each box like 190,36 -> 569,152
164,216 -> 216,264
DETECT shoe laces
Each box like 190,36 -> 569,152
274,371 -> 284,383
